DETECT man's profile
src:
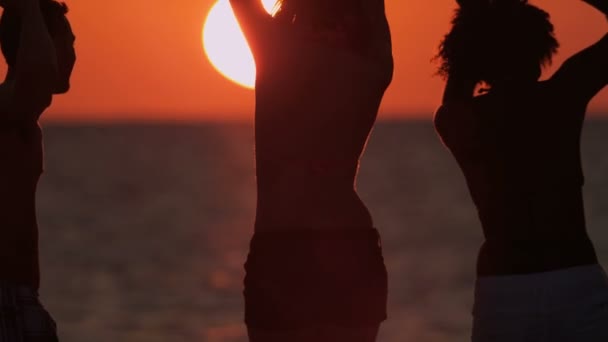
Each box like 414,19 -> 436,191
0,0 -> 75,340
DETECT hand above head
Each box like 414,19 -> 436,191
456,0 -> 488,8
0,0 -> 58,122
42,2 -> 75,94
0,0 -> 38,11
456,0 -> 529,9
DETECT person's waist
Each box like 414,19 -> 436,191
480,219 -> 587,242
477,233 -> 598,276
256,170 -> 361,206
257,180 -> 359,198
0,281 -> 39,307
0,197 -> 38,218
478,197 -> 586,232
256,184 -> 366,208
257,155 -> 360,173
0,121 -> 40,131
255,198 -> 373,232
246,227 -> 383,262
481,231 -> 594,249
0,160 -> 43,179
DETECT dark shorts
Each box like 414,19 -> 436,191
0,283 -> 58,342
472,264 -> 608,342
244,228 -> 388,330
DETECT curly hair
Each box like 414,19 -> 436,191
436,0 -> 559,86
0,0 -> 69,67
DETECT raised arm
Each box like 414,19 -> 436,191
550,0 -> 608,103
0,0 -> 58,123
434,72 -> 479,147
367,0 -> 394,84
228,0 -> 272,58
441,74 -> 478,106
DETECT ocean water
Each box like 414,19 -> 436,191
35,120 -> 608,342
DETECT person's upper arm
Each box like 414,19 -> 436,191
228,0 -> 272,57
0,1 -> 57,124
366,0 -> 394,83
550,33 -> 608,103
441,75 -> 477,106
435,75 -> 479,150
0,80 -> 51,125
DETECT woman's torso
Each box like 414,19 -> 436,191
254,26 -> 393,231
435,81 -> 598,275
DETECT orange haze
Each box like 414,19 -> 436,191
2,0 -> 606,121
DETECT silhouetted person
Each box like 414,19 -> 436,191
229,0 -> 393,341
434,0 -> 608,340
0,0 -> 75,340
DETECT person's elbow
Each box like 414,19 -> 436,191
30,62 -> 59,98
27,81 -> 54,112
13,75 -> 56,115
14,91 -> 53,116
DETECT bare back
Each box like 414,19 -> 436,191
231,0 -> 393,230
435,34 -> 608,275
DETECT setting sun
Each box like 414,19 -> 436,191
42,0 -> 608,120
202,0 -> 278,89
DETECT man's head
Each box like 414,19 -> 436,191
0,0 -> 75,93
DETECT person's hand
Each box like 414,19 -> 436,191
456,0 -> 489,9
49,13 -> 76,94
0,0 -> 38,12
457,0 -> 529,9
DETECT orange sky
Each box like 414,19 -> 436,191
4,0 -> 605,121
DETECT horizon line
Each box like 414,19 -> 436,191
42,115 -> 608,125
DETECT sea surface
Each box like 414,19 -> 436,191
36,120 -> 608,342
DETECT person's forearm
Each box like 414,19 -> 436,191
442,75 -> 477,105
229,0 -> 265,17
13,0 -> 58,113
583,0 -> 608,18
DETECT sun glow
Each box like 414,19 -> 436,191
202,0 -> 278,89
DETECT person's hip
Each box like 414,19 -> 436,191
0,282 -> 58,342
243,228 -> 387,330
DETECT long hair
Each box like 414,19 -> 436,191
0,0 -> 69,67
436,0 -> 559,86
